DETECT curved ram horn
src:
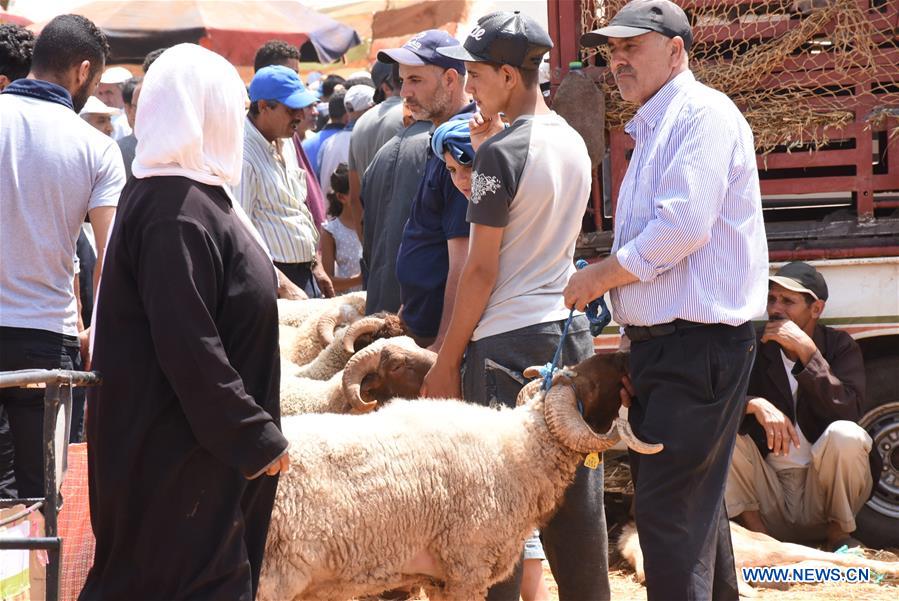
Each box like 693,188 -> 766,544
544,385 -> 620,454
522,365 -> 543,379
516,379 -> 545,407
615,417 -> 663,454
316,306 -> 344,346
340,343 -> 383,411
342,316 -> 387,354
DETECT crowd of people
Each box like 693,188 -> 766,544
0,0 -> 877,599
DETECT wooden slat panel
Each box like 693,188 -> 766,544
761,176 -> 861,196
759,148 -> 862,169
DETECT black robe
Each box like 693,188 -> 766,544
80,176 -> 288,600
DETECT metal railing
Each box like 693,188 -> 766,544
0,369 -> 100,601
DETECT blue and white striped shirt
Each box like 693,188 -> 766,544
235,118 -> 318,264
610,70 -> 768,327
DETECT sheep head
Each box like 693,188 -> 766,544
526,353 -> 663,455
342,312 -> 408,354
341,337 -> 436,412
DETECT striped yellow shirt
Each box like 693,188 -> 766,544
235,118 -> 318,264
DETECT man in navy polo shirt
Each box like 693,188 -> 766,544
378,31 -> 474,349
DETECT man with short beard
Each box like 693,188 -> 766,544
378,31 -> 474,349
0,14 -> 124,500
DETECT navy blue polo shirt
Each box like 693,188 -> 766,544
395,105 -> 475,339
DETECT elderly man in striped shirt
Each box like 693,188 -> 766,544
568,1 -> 768,599
237,65 -> 334,298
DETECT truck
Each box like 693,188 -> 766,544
543,0 -> 899,546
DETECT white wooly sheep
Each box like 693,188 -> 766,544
279,304 -> 360,367
259,353 -> 662,601
293,314 -> 408,381
291,326 -> 353,380
277,291 -> 366,327
280,336 -> 435,416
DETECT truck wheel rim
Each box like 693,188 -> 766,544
860,401 -> 899,519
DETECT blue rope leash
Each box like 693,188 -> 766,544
540,260 -> 613,393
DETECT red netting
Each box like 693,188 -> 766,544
580,0 -> 899,152
58,443 -> 94,601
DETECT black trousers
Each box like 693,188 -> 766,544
627,322 -> 755,601
274,261 -> 321,299
0,327 -> 81,500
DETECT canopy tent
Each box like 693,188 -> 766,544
29,0 -> 361,65
0,7 -> 32,25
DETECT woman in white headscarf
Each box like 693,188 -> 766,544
80,44 -> 289,601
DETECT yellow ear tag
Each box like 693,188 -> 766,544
584,452 -> 601,469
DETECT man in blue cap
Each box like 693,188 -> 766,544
374,29 -> 474,348
236,64 -> 334,298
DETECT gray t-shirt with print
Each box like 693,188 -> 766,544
467,112 -> 592,341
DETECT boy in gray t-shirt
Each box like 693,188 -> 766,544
422,11 -> 610,601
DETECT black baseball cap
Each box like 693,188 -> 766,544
580,0 -> 693,51
436,11 -> 553,71
769,262 -> 829,301
377,30 -> 466,73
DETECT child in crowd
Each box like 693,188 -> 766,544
431,118 -> 551,601
321,163 -> 363,292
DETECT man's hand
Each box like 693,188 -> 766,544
563,262 -> 609,311
266,451 -> 291,476
761,319 -> 816,364
469,112 -> 505,152
313,264 -> 335,298
78,327 -> 92,370
747,397 -> 800,456
277,275 -> 308,300
420,359 -> 462,400
619,374 -> 635,408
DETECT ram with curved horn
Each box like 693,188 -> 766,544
342,312 -> 408,354
341,336 -> 433,412
260,351 -> 661,601
523,352 -> 662,455
280,304 -> 361,367
295,313 -> 409,381
280,336 -> 435,416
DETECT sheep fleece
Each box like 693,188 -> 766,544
259,398 -> 577,600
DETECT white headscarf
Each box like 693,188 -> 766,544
132,43 -> 247,187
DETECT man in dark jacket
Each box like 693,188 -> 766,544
725,261 -> 872,550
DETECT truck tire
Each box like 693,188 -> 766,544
854,356 -> 899,548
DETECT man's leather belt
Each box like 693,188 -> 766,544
624,319 -> 707,342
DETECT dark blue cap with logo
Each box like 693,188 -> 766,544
249,65 -> 319,109
377,29 -> 466,73
437,11 -> 553,70
580,0 -> 693,50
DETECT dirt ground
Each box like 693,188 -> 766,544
406,557 -> 898,601
559,562 -> 899,601
408,544 -> 899,600
539,530 -> 899,601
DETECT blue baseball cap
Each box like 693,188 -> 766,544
249,65 -> 319,109
377,29 -> 466,74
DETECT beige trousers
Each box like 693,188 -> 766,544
725,421 -> 873,542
